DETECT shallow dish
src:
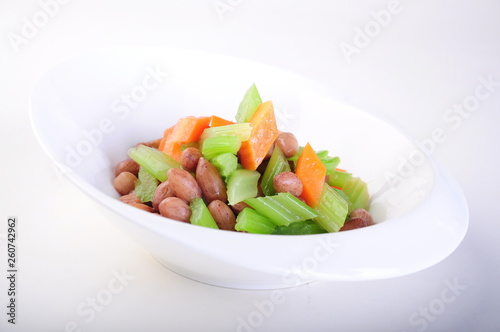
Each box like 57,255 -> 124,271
30,47 -> 468,289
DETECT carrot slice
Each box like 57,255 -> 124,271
158,125 -> 175,152
161,116 -> 211,161
238,101 -> 280,171
295,143 -> 327,207
210,115 -> 235,127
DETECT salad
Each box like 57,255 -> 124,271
112,84 -> 374,235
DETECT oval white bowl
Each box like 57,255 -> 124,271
30,47 -> 468,289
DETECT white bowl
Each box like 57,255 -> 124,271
30,47 -> 468,289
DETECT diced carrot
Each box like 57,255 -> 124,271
238,101 -> 280,171
335,168 -> 347,172
210,115 -> 235,127
169,116 -> 211,143
158,125 -> 175,152
161,116 -> 211,161
295,143 -> 327,207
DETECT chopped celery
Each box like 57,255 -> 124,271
128,145 -> 180,182
200,123 -> 252,146
226,169 -> 260,205
134,166 -> 159,202
260,145 -> 291,196
189,198 -> 219,229
210,152 -> 238,181
201,135 -> 241,160
289,147 -> 340,174
245,193 -> 320,226
313,183 -> 349,232
235,83 -> 262,123
272,220 -> 327,235
235,208 -> 275,234
342,177 -> 370,212
327,170 -> 353,188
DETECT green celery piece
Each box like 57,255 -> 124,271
245,193 -> 320,226
180,141 -> 199,151
227,169 -> 260,205
235,83 -> 262,123
189,198 -> 219,229
327,170 -> 353,188
272,220 -> 327,235
313,183 -> 349,232
199,123 -> 252,146
235,208 -> 275,234
260,145 -> 291,196
201,135 -> 242,160
128,145 -> 180,182
342,177 -> 370,212
210,153 -> 238,181
134,166 -> 159,202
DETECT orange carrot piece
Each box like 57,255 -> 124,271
210,115 -> 235,127
295,143 -> 327,207
238,101 -> 280,171
158,125 -> 175,152
161,116 -> 211,161
170,116 -> 211,143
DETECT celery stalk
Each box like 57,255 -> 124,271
313,183 -> 349,232
342,177 -> 370,212
235,83 -> 262,123
190,198 -> 219,229
245,193 -> 319,226
260,145 -> 291,196
128,145 -> 180,182
210,153 -> 238,181
226,169 -> 260,205
235,208 -> 275,234
200,123 -> 252,146
272,220 -> 327,235
327,170 -> 353,188
134,166 -> 159,202
201,135 -> 242,160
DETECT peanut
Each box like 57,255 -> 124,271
230,201 -> 250,215
349,208 -> 374,226
130,203 -> 155,213
339,217 -> 372,231
167,168 -> 202,203
196,158 -> 227,203
158,197 -> 192,223
152,180 -> 175,211
273,171 -> 303,197
114,159 -> 140,177
180,147 -> 202,171
276,132 -> 299,158
208,200 -> 236,231
136,138 -> 162,149
119,193 -> 141,205
113,171 -> 137,195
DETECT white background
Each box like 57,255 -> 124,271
1,0 -> 500,331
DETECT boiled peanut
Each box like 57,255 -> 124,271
119,193 -> 142,205
273,171 -> 303,197
114,159 -> 140,177
208,200 -> 236,231
276,132 -> 299,158
152,180 -> 175,211
230,201 -> 250,215
180,147 -> 202,171
339,217 -> 371,232
113,171 -> 137,195
136,138 -> 162,149
196,158 -> 227,203
158,197 -> 192,223
129,203 -> 155,213
167,168 -> 202,203
349,208 -> 374,226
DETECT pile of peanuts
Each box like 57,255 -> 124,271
113,132 -> 373,232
